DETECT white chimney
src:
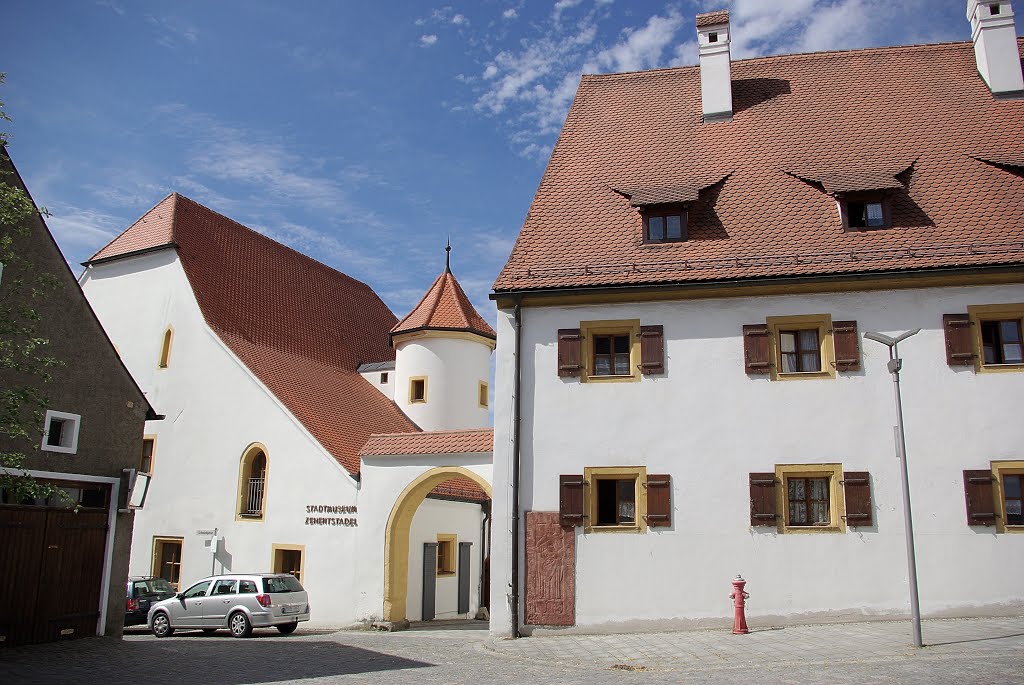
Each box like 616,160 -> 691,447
697,10 -> 733,123
967,1 -> 1024,97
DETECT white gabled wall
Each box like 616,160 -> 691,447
491,283 -> 1024,635
82,252 -> 366,626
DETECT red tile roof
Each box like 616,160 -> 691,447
429,477 -> 490,503
87,193 -> 417,476
391,268 -> 496,341
493,40 -> 1024,293
695,10 -> 729,29
360,428 -> 494,456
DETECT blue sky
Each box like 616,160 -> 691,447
3,0 -> 970,323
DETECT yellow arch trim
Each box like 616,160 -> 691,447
382,466 -> 492,622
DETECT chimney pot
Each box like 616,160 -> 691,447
696,10 -> 733,123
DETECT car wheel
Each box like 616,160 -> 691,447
201,628 -> 217,634
276,622 -> 298,635
151,612 -> 174,638
229,611 -> 252,638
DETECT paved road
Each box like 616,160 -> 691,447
1,617 -> 1022,684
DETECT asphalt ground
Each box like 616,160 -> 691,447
0,616 -> 1021,684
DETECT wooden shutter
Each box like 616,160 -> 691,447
832,320 -> 861,372
943,314 -> 976,366
557,329 -> 582,377
639,325 -> 665,375
842,471 -> 872,526
559,475 -> 585,527
644,474 -> 672,527
742,324 -> 771,375
963,469 -> 995,526
749,472 -> 777,526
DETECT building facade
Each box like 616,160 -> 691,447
489,3 -> 1024,636
0,150 -> 155,646
81,194 -> 495,627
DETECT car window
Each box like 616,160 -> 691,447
211,579 -> 237,596
263,576 -> 304,593
134,578 -> 174,595
239,580 -> 258,594
182,581 -> 211,599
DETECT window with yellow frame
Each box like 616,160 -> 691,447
579,319 -> 641,383
436,534 -> 457,576
993,460 -> 1024,533
409,376 -> 428,403
775,463 -> 846,533
766,314 -> 836,380
583,466 -> 648,533
968,304 -> 1024,372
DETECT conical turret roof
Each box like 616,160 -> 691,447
390,264 -> 495,343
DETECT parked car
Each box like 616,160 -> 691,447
125,576 -> 176,627
148,573 -> 310,638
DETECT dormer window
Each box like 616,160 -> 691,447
643,206 -> 688,243
840,192 -> 890,229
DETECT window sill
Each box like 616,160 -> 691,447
781,525 -> 843,534
978,362 -> 1024,374
436,571 -> 457,577
774,370 -> 835,381
40,445 -> 78,455
584,373 -> 640,384
585,524 -> 642,534
238,513 -> 264,521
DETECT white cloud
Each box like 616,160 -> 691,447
420,34 -> 439,47
146,15 -> 198,49
96,0 -> 125,16
502,8 -> 518,19
451,13 -> 469,26
46,204 -> 123,255
587,9 -> 684,73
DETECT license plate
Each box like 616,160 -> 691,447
282,605 -> 299,614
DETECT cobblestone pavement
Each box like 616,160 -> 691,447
0,617 -> 1021,684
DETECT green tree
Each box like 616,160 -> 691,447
0,72 -> 66,503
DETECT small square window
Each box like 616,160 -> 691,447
380,372 -> 389,384
583,466 -> 648,532
708,31 -> 718,43
409,377 -> 427,403
579,320 -> 641,382
842,192 -> 890,229
992,461 -> 1024,533
778,329 -> 821,372
596,478 -> 636,526
643,208 -> 687,243
765,314 -> 835,380
967,305 -> 1024,372
41,410 -> 81,454
593,333 -> 631,375
775,464 -> 845,533
991,4 -> 1001,16
273,545 -> 304,583
787,477 -> 830,526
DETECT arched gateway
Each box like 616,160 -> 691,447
382,466 -> 493,622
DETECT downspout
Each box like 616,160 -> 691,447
510,296 -> 523,638
479,500 -> 490,611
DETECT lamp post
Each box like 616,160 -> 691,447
864,329 -> 923,648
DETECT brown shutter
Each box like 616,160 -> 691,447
749,472 -> 777,526
842,471 -> 872,526
963,469 -> 996,526
639,325 -> 665,375
644,474 -> 671,527
557,329 -> 582,377
832,320 -> 861,372
559,475 -> 586,527
743,324 -> 771,374
943,314 -> 976,366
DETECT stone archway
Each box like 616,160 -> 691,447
382,466 -> 493,623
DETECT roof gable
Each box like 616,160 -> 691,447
494,40 -> 1024,292
95,194 -> 417,476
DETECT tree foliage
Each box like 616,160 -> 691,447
0,72 -> 66,503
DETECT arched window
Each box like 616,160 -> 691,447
158,328 -> 173,368
238,445 -> 268,519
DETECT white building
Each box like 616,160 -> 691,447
489,5 -> 1024,637
80,194 -> 495,628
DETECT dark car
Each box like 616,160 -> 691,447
126,576 -> 176,626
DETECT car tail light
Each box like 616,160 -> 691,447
256,594 -> 272,608
126,598 -> 139,612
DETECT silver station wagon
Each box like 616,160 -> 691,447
148,573 -> 310,638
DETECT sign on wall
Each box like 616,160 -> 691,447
304,504 -> 358,527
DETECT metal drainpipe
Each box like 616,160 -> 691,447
510,296 -> 523,638
479,500 -> 490,612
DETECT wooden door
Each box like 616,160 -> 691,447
0,507 -> 48,646
457,542 -> 471,615
422,543 -> 437,621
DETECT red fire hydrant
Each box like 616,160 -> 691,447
730,575 -> 749,634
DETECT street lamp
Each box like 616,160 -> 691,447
864,328 -> 923,648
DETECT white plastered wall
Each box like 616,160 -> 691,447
394,337 -> 492,431
405,498 -> 485,621
81,251 -> 366,626
491,283 -> 1024,636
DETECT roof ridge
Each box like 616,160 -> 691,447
581,40 -> 975,82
